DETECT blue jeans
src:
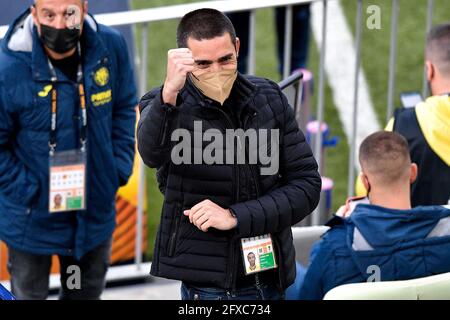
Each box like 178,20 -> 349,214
181,281 -> 284,300
7,239 -> 111,300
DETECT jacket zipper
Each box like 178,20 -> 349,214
158,111 -> 168,147
245,111 -> 283,292
227,109 -> 257,289
153,199 -> 170,273
159,107 -> 173,147
204,101 -> 240,289
167,205 -> 182,257
246,112 -> 261,204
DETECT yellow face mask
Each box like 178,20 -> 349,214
190,69 -> 238,105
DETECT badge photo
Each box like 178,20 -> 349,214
241,234 -> 278,275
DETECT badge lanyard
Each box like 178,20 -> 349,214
47,43 -> 87,213
47,43 -> 87,156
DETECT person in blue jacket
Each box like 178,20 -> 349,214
0,0 -> 137,300
299,131 -> 450,300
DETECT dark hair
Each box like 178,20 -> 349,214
359,131 -> 411,185
177,8 -> 236,48
426,23 -> 450,75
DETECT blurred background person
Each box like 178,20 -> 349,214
300,131 -> 450,300
357,23 -> 450,207
0,0 -> 137,300
227,4 -> 310,75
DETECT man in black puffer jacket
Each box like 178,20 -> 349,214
137,8 -> 321,300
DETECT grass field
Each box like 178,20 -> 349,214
130,0 -> 450,257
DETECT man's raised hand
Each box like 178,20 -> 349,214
162,48 -> 194,105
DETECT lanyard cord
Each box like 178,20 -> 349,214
48,43 -> 87,156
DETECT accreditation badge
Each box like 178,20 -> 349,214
241,234 -> 278,275
49,149 -> 86,213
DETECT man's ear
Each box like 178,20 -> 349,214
426,60 -> 434,82
360,172 -> 370,192
31,5 -> 39,26
79,1 -> 88,30
235,37 -> 240,58
410,163 -> 418,184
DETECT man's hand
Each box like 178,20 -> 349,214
184,199 -> 237,232
335,205 -> 350,218
162,48 -> 194,105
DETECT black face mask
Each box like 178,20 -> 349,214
39,24 -> 81,54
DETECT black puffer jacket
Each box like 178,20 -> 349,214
137,74 -> 321,290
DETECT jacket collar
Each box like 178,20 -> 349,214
348,204 -> 450,249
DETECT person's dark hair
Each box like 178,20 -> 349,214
177,8 -> 236,48
426,23 -> 450,76
359,131 -> 411,185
